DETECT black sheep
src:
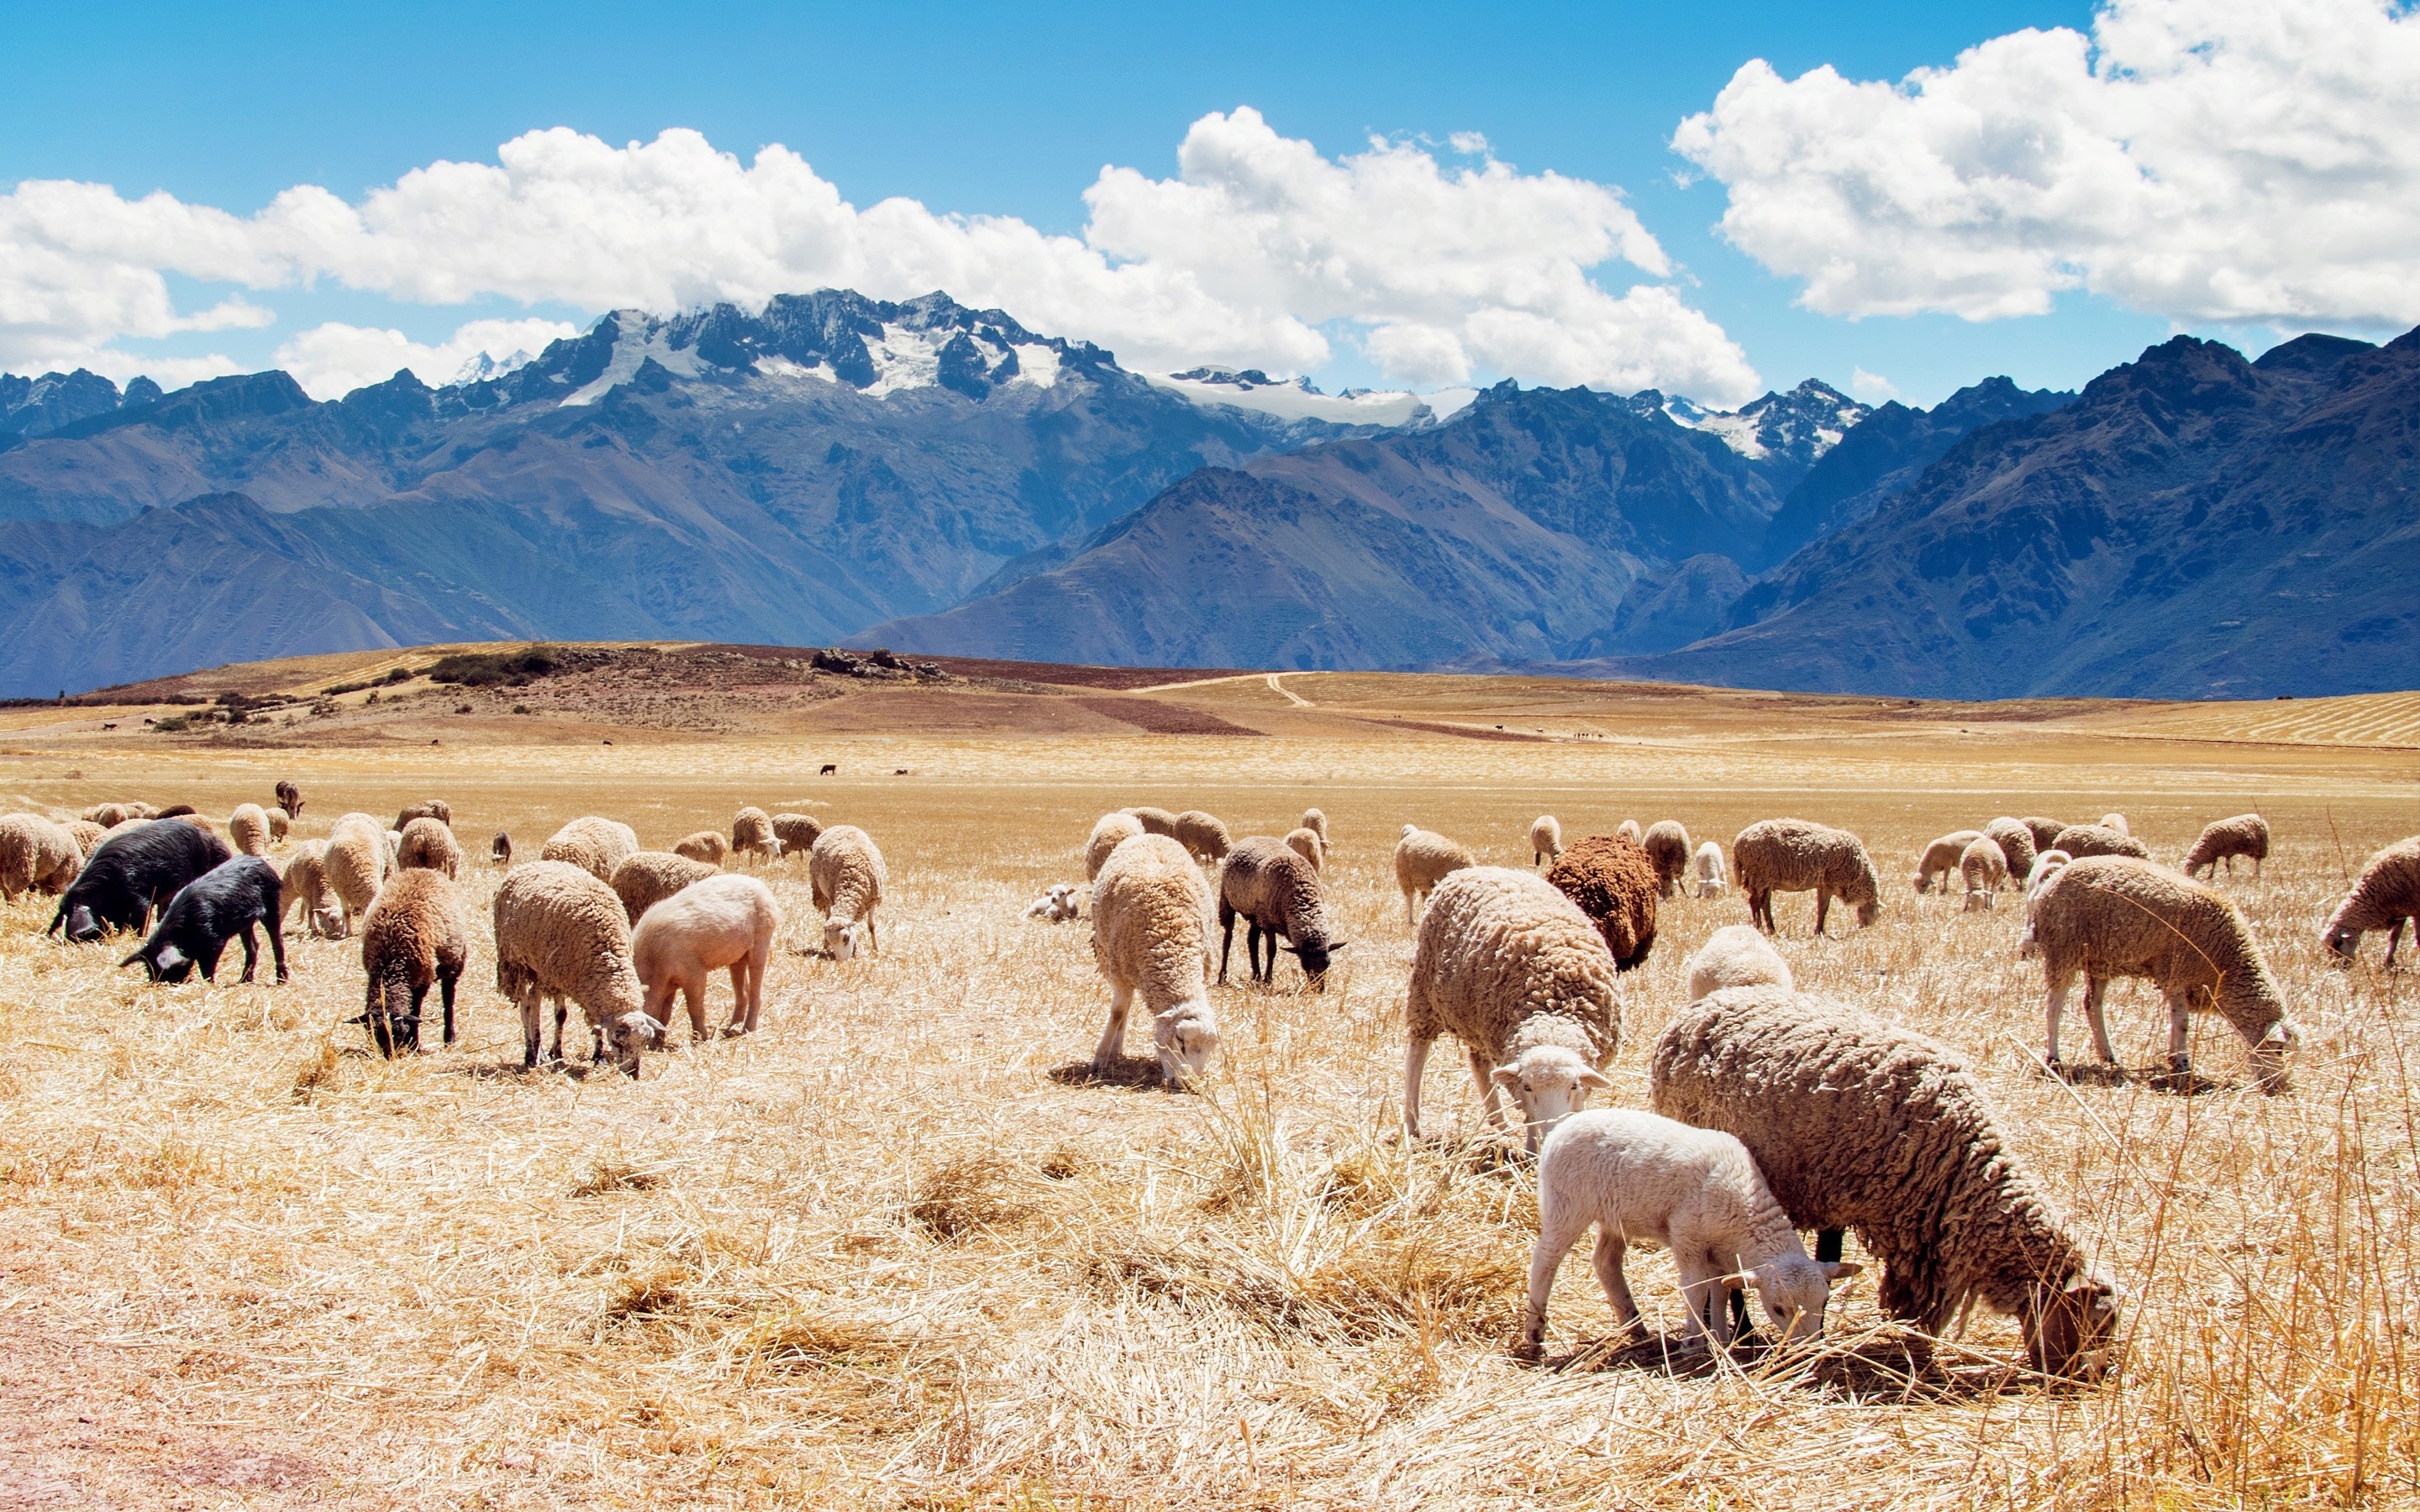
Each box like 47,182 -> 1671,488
50,818 -> 233,942
121,857 -> 287,984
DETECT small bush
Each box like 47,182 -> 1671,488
152,714 -> 192,733
428,645 -> 563,689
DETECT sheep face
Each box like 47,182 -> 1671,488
1287,937 -> 1346,989
1489,1045 -> 1612,1153
596,1011 -> 666,1078
824,919 -> 860,961
1854,900 -> 1881,927
1737,1256 -> 1860,1343
1153,1000 -> 1218,1089
2250,1018 -> 2299,1091
124,942 -> 195,984
1912,872 -> 1933,895
2321,923 -> 2363,964
2027,1268 -> 2123,1380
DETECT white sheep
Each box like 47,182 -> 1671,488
1026,883 -> 1080,922
1284,826 -> 1325,873
540,816 -> 639,883
1518,1108 -> 1854,1359
0,814 -> 82,900
1298,807 -> 1330,852
1529,815 -> 1563,867
731,806 -> 781,864
1615,819 -> 1642,846
492,860 -> 662,1074
323,813 -> 390,939
1684,924 -> 1793,1000
227,803 -> 272,858
280,840 -> 341,937
1691,839 -> 1728,899
1086,812 -> 1145,882
1088,832 -> 1220,1088
1913,829 -> 1985,894
633,872 -> 782,1040
1394,823 -> 1476,925
809,825 -> 887,960
1960,835 -> 2008,911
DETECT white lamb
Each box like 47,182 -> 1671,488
1026,883 -> 1080,922
1691,840 -> 1728,899
632,873 -> 782,1040
1518,1108 -> 1855,1358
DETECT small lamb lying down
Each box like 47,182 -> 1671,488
1025,883 -> 1080,922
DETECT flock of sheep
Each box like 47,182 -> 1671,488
3,785 -> 2417,1381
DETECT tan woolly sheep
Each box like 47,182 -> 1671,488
809,825 -> 887,961
1544,834 -> 1659,972
2099,812 -> 2130,837
2182,815 -> 2270,880
2052,823 -> 2150,862
1403,866 -> 1622,1152
1684,924 -> 1793,1000
0,814 -> 82,900
2021,816 -> 2068,853
1640,821 -> 1691,899
279,840 -> 340,938
1960,835 -> 2008,911
492,860 -> 660,1075
1089,832 -> 1220,1089
1691,840 -> 1728,899
611,851 -> 721,926
730,806 -> 781,864
1124,806 -> 1181,838
1394,823 -> 1476,925
1615,819 -> 1642,846
360,868 -> 468,1056
64,817 -> 108,858
672,830 -> 731,866
1284,826 -> 1325,873
1913,829 -> 1985,894
1985,816 -> 2039,885
1171,810 -> 1232,864
1087,812 -> 1147,882
82,802 -> 134,827
2320,836 -> 2419,969
397,816 -> 462,879
541,816 -> 639,883
771,812 -> 823,859
393,799 -> 452,832
1528,815 -> 1562,867
1298,808 -> 1329,851
633,873 -> 782,1040
322,813 -> 390,939
266,806 -> 290,843
1650,987 -> 2122,1378
1733,819 -> 1881,936
2026,856 -> 2296,1088
227,803 -> 272,858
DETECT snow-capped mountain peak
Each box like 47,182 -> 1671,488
1660,378 -> 1870,466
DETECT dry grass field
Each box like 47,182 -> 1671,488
2,651 -> 2417,1509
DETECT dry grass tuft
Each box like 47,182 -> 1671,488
571,1158 -> 666,1197
908,1152 -> 1035,1240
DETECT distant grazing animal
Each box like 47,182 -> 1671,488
360,869 -> 468,1055
50,819 -> 232,942
2182,815 -> 2270,879
1217,836 -> 1342,989
1172,810 -> 1231,864
1640,821 -> 1691,899
1914,830 -> 1985,894
2099,812 -> 2129,836
819,764 -> 837,775
2020,816 -> 2068,854
1691,840 -> 1728,899
280,841 -> 341,938
1298,808 -> 1329,852
2320,836 -> 2419,970
633,873 -> 782,1040
730,807 -> 781,864
1088,832 -> 1220,1089
121,857 -> 287,984
266,807 -> 290,843
227,804 -> 272,858
322,814 -> 389,939
771,813 -> 823,858
1615,820 -> 1641,846
808,826 -> 887,960
672,830 -> 731,866
1732,819 -> 1881,936
1284,827 -> 1325,873
1960,836 -> 2008,910
2051,823 -> 2150,863
393,800 -> 452,832
275,780 -> 303,818
490,831 -> 513,866
155,805 -> 197,821
1125,806 -> 1181,839
397,816 -> 462,878
1985,816 -> 2039,885
1544,834 -> 1659,972
1684,924 -> 1792,1000
1529,815 -> 1562,867
1394,824 -> 1476,924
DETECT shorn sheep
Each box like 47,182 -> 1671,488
280,841 -> 339,937
1529,815 -> 1562,867
1403,866 -> 1623,1152
1684,924 -> 1792,1001
227,803 -> 272,858
1086,812 -> 1146,882
1960,836 -> 2008,911
1172,810 -> 1232,864
323,814 -> 389,939
360,869 -> 468,1055
1650,987 -> 2123,1378
1519,1109 -> 1853,1358
771,813 -> 823,859
2183,814 -> 2270,879
1544,834 -> 1659,972
731,807 -> 781,864
2320,835 -> 2419,969
1913,829 -> 1985,893
1088,833 -> 1221,1089
610,852 -> 720,926
2051,823 -> 2150,862
1691,840 -> 1728,900
51,818 -> 231,942
541,816 -> 639,884
1217,836 -> 1343,989
2025,856 -> 2296,1088
633,873 -> 782,1040
1986,816 -> 2039,885
1640,821 -> 1691,899
1284,827 -> 1325,873
809,826 -> 887,960
121,857 -> 287,984
492,860 -> 662,1075
1395,824 -> 1476,925
1733,818 -> 1881,936
672,830 -> 731,866
397,816 -> 462,878
0,814 -> 82,900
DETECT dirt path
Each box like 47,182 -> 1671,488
1267,674 -> 1313,706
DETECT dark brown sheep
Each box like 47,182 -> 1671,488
275,780 -> 304,819
1217,837 -> 1343,989
1544,834 -> 1659,971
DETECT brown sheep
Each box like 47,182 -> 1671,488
730,807 -> 781,864
393,799 -> 453,832
275,780 -> 304,819
2182,815 -> 2270,880
2321,836 -> 2419,969
771,812 -> 823,859
672,830 -> 731,866
2020,816 -> 2068,854
1544,833 -> 1658,972
1732,819 -> 1881,936
611,851 -> 721,926
360,869 -> 469,1056
1217,836 -> 1342,989
2050,823 -> 2150,863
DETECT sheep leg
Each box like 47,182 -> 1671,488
2044,972 -> 2072,1068
550,996 -> 569,1063
2386,918 -> 2408,969
2165,993 -> 2193,1074
1402,1036 -> 1432,1138
519,989 -> 544,1069
1402,887 -> 1417,927
263,908 -> 287,983
235,923 -> 260,984
1672,1252 -> 1721,1346
1218,904 -> 1238,984
1092,981 -> 1133,1070
439,971 -> 458,1045
681,979 -> 708,1042
1470,1047 -> 1508,1131
1519,1198 -> 1593,1358
405,983 -> 429,1053
1591,1229 -> 1641,1334
1814,888 -> 1833,937
1749,890 -> 1772,933
2084,977 -> 2119,1064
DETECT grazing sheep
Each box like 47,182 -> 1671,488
610,852 -> 720,926
730,806 -> 781,864
2050,823 -> 2151,863
1172,810 -> 1232,864
1732,819 -> 1881,936
322,814 -> 389,939
1217,836 -> 1343,989
64,817 -> 108,858
1087,812 -> 1147,882
1529,815 -> 1563,867
1961,836 -> 2009,911
393,799 -> 453,832
1394,824 -> 1476,924
50,818 -> 231,942
360,868 -> 468,1055
1299,808 -> 1329,851
1284,827 -> 1325,873
179,812 -> 218,838
1544,834 -> 1659,972
1519,1109 -> 1854,1358
0,814 -> 82,900
1691,840 -> 1728,900
1640,821 -> 1691,899
492,861 -> 661,1075
124,802 -> 162,820
1684,925 -> 1793,1000
1985,816 -> 2039,885
1124,806 -> 1181,838
1649,987 -> 2123,1378
1089,833 -> 1221,1088
2026,856 -> 2296,1087
2027,850 -> 2075,905
266,807 -> 290,843
542,816 -> 639,883
1403,866 -> 1622,1152
397,816 -> 462,878
2183,815 -> 2270,880
82,802 -> 134,827
274,780 -> 303,819
490,831 -> 512,866
1615,819 -> 1642,846
121,857 -> 287,984
227,803 -> 271,858
809,825 -> 887,961
672,830 -> 731,866
771,812 -> 823,858
1026,884 -> 1080,922
1914,830 -> 1985,894
382,828 -> 403,874
2319,836 -> 2420,969
2099,812 -> 2130,837
280,840 -> 341,938
2020,816 -> 2068,854
634,873 -> 782,1040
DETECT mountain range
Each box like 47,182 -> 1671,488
2,287 -> 2411,700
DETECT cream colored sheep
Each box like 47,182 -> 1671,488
1691,840 -> 1728,899
1088,832 -> 1220,1088
730,807 -> 781,864
1913,829 -> 1985,894
610,851 -> 720,925
0,814 -> 82,900
393,800 -> 452,832
1171,810 -> 1232,864
1086,812 -> 1146,883
541,816 -> 639,883
2320,836 -> 2419,969
1529,815 -> 1562,867
1394,823 -> 1476,925
1641,821 -> 1692,899
809,825 -> 887,961
280,840 -> 340,938
2182,815 -> 2270,880
1299,808 -> 1329,852
634,873 -> 782,1040
1284,826 -> 1325,873
1124,806 -> 1181,838
2051,822 -> 2151,862
360,869 -> 468,1056
397,816 -> 462,879
227,803 -> 271,858
1615,819 -> 1642,846
1733,819 -> 1881,936
1684,924 -> 1793,1000
1403,866 -> 1622,1152
266,806 -> 291,843
64,818 -> 107,858
323,813 -> 389,939
1985,816 -> 2038,885
771,813 -> 823,859
672,830 -> 731,866
2021,816 -> 2069,853
492,860 -> 660,1075
2099,812 -> 2129,837
1960,836 -> 2008,911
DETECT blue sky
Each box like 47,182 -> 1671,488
5,0 -> 2407,407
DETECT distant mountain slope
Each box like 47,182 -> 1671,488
1621,331 -> 2418,698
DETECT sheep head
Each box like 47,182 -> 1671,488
1285,937 -> 1347,989
824,918 -> 860,961
596,1011 -> 666,1077
1490,1043 -> 1612,1153
1729,1256 -> 1861,1342
123,942 -> 195,983
2027,1267 -> 2123,1381
1153,1000 -> 1219,1089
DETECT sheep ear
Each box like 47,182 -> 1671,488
1823,1261 -> 1864,1281
1490,1066 -> 1522,1090
1726,1271 -> 1754,1292
1576,1068 -> 1612,1090
1328,940 -> 1350,951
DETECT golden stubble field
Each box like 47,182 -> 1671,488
2,680 -> 2417,1510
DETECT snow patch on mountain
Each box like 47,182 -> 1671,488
1661,379 -> 1867,465
1008,344 -> 1061,389
1148,366 -> 1473,427
860,323 -> 944,397
559,318 -> 707,406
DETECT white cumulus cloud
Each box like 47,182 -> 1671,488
1849,366 -> 1900,402
1674,0 -> 2420,329
0,109 -> 1762,403
273,318 -> 582,400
